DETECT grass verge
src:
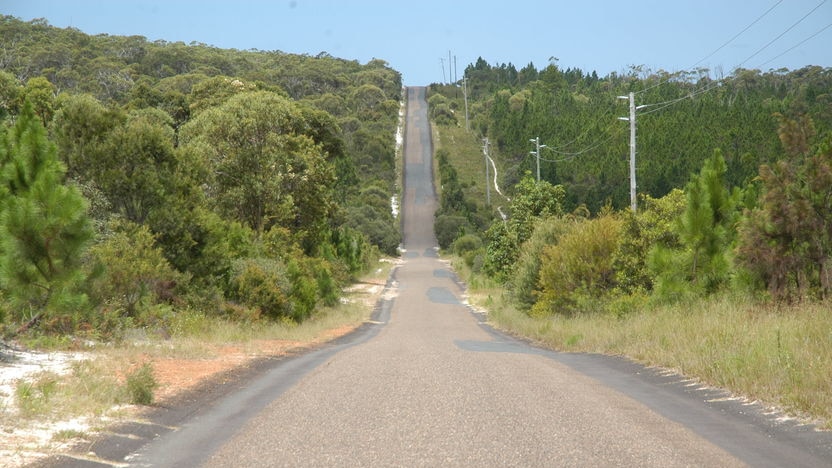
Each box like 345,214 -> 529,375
454,257 -> 832,429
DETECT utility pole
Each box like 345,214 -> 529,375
449,50 -> 452,83
529,136 -> 546,182
618,92 -> 637,212
462,77 -> 470,132
483,138 -> 491,206
440,58 -> 446,84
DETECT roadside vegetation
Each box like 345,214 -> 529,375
429,59 -> 832,428
0,15 -> 401,340
2,261 -> 391,437
0,14 -> 402,441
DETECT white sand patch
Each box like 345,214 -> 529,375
1,347 -> 92,468
0,348 -> 87,411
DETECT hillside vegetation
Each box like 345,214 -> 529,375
0,15 -> 402,340
430,58 -> 832,426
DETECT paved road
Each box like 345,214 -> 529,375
121,87 -> 831,468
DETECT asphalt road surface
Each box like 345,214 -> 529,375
110,87 -> 832,467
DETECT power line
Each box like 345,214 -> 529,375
635,0 -> 784,97
632,0 -> 828,118
513,1 -> 828,194
735,0 -> 827,69
757,20 -> 832,69
690,0 -> 785,70
541,1 -> 793,160
539,127 -> 624,162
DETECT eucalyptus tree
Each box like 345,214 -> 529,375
180,91 -> 336,249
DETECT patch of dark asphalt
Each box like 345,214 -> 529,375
432,268 -> 452,277
427,255 -> 832,465
422,247 -> 439,257
465,316 -> 832,468
426,286 -> 459,305
30,270 -> 399,468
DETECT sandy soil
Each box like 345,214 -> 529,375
0,276 -> 390,468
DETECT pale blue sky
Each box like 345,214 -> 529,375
3,0 -> 831,85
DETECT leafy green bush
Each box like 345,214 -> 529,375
328,226 -> 376,277
452,234 -> 484,271
88,219 -> 184,318
344,204 -> 400,256
483,176 -> 565,280
509,216 -> 572,311
125,362 -> 158,406
286,259 -> 318,322
534,214 -> 622,316
230,257 -> 292,320
435,214 -> 471,250
612,190 -> 685,295
452,234 -> 482,256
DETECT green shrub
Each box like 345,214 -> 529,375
344,204 -> 400,256
435,214 -> 471,250
329,226 -> 375,276
509,216 -> 572,311
286,259 -> 318,322
534,214 -> 623,316
88,219 -> 184,318
483,176 -> 565,280
230,257 -> 292,320
125,362 -> 158,405
452,234 -> 483,256
612,190 -> 684,295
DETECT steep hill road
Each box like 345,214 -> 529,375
64,86 -> 831,468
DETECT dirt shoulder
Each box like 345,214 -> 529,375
152,325 -> 357,403
3,270 -> 396,468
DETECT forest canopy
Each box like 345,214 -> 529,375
429,56 -> 831,307
0,16 -> 402,337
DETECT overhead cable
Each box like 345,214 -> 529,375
635,0 -> 784,96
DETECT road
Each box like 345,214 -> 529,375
117,87 -> 832,467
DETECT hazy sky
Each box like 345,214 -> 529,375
4,0 -> 831,85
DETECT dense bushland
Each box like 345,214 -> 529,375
0,16 -> 401,340
429,58 -> 831,425
430,58 -> 831,306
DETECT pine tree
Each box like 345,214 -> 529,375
0,101 -> 93,330
650,149 -> 740,301
737,115 -> 832,300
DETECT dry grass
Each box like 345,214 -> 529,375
1,258 -> 396,465
456,257 -> 832,429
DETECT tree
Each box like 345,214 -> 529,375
483,175 -> 565,280
0,71 -> 21,120
93,108 -> 178,224
21,76 -> 56,125
649,150 -> 740,302
0,101 -> 93,328
180,91 -> 336,245
51,93 -> 122,179
737,115 -> 832,300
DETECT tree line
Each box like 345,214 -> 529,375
0,16 -> 402,339
431,58 -> 831,310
